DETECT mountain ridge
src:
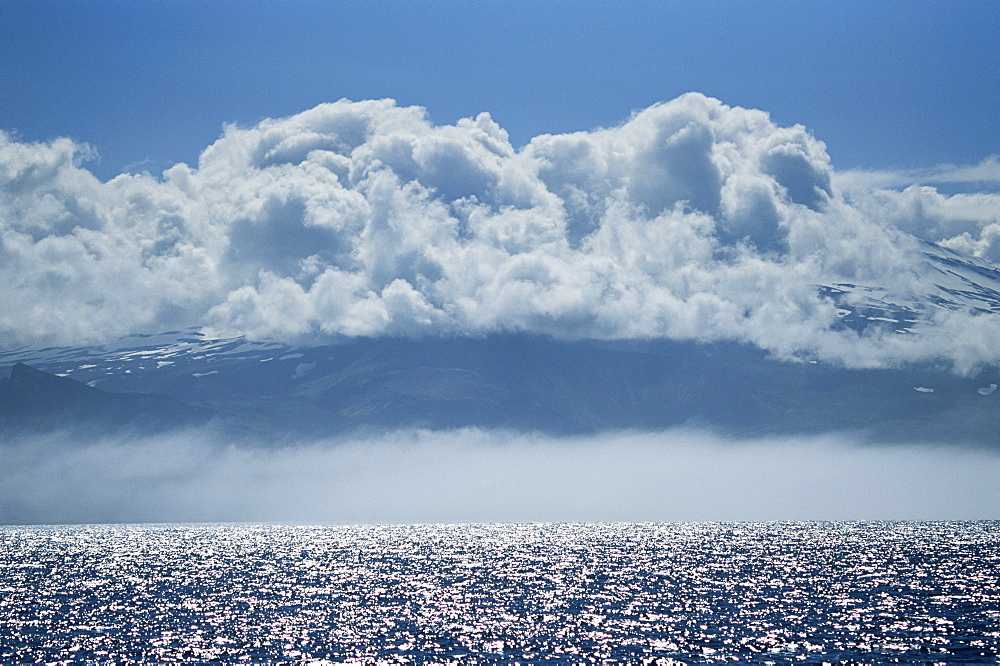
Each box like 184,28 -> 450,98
0,362 -> 212,437
2,335 -> 996,445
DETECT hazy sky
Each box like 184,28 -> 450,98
2,1 -> 997,180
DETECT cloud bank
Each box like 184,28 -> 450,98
2,94 -> 998,370
3,428 -> 999,525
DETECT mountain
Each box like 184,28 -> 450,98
1,332 -> 996,445
0,362 -> 212,437
819,240 -> 1000,335
1,240 -> 997,445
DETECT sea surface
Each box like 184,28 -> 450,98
1,522 -> 998,664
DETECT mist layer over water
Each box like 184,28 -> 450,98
2,522 -> 998,664
2,428 -> 999,525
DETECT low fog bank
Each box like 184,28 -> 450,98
2,428 -> 998,526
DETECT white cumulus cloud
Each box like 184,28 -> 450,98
1,94 -> 998,371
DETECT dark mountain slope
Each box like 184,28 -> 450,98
10,335 -> 994,445
0,363 -> 212,437
0,334 -> 1000,446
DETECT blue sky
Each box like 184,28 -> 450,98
2,0 -> 997,181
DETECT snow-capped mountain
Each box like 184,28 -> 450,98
822,241 -> 1000,335
1,240 -> 997,444
0,330 -> 296,389
0,338 -> 996,448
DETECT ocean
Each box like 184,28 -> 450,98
1,522 -> 997,664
